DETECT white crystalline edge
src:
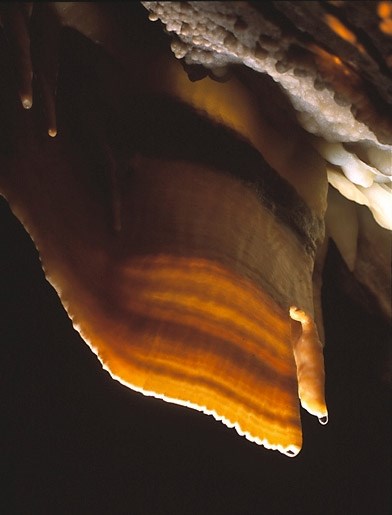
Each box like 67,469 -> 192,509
5,192 -> 303,460
70,317 -> 301,458
12,182 -> 302,459
37,248 -> 303,458
49,276 -> 301,458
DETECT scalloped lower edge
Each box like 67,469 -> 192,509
69,314 -> 302,458
5,199 -> 302,458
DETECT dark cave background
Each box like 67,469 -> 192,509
0,195 -> 390,515
0,1 -> 391,513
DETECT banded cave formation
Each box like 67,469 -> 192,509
1,2 -> 391,514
